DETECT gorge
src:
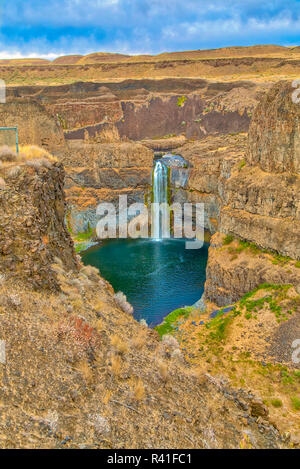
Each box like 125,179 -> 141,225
0,46 -> 299,448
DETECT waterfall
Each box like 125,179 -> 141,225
152,160 -> 169,239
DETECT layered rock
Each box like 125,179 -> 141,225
205,233 -> 300,306
0,99 -> 65,153
0,160 -> 77,289
205,81 -> 300,305
0,158 -> 286,449
6,79 -> 263,142
169,134 -> 247,233
63,141 -> 153,233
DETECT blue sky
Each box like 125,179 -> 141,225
0,0 -> 299,59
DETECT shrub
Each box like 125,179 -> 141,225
114,291 -> 134,315
7,165 -> 21,178
111,334 -> 129,355
0,176 -> 6,189
0,145 -> 17,162
223,234 -> 234,245
131,378 -> 145,401
25,158 -> 53,169
162,334 -> 180,349
177,95 -> 187,107
291,396 -> 300,411
171,348 -> 184,362
57,316 -> 100,361
271,398 -> 283,408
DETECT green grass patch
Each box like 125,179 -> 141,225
238,284 -> 292,321
291,396 -> 300,411
205,310 -> 233,342
74,225 -> 94,242
75,242 -> 88,253
223,234 -> 234,245
272,254 -> 292,266
177,95 -> 187,107
271,398 -> 283,408
238,159 -> 246,171
155,307 -> 193,337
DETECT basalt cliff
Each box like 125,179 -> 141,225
0,154 -> 287,449
0,48 -> 299,448
205,81 -> 300,306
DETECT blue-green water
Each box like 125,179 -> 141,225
81,238 -> 209,327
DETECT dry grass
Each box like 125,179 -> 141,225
131,378 -> 145,401
0,176 -> 6,189
130,329 -> 147,350
111,334 -> 129,355
19,145 -> 57,162
0,145 -> 57,171
158,360 -> 169,382
110,354 -> 122,376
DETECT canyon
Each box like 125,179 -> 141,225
0,46 -> 299,448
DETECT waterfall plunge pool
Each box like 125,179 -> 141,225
81,238 -> 209,327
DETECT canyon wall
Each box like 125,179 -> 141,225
170,134 -> 246,233
205,81 -> 300,306
1,79 -> 263,235
0,160 -> 77,289
63,140 -> 153,234
6,79 -> 261,142
0,155 -> 286,449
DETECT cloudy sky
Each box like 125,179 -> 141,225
0,0 -> 299,59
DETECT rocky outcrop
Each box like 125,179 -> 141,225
6,79 -> 262,142
170,134 -> 247,233
63,141 -> 153,233
205,81 -> 300,305
247,81 -> 300,173
0,156 -> 287,449
218,81 -> 300,258
0,160 -> 77,289
205,233 -> 300,306
0,99 -> 65,153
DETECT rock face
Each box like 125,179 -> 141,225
219,81 -> 300,259
205,233 -> 300,306
0,162 -> 287,448
205,81 -> 300,305
169,134 -> 247,233
0,99 -> 65,153
0,161 -> 77,289
6,79 -> 261,142
63,141 -> 153,234
247,81 -> 300,173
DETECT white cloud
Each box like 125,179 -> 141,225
1,1 -> 300,57
0,51 -> 60,60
